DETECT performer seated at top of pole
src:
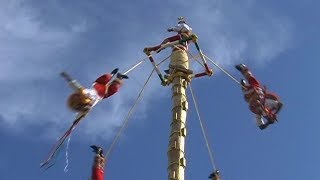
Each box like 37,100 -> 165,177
208,170 -> 221,180
235,64 -> 283,130
143,16 -> 193,54
62,68 -> 129,114
90,145 -> 106,180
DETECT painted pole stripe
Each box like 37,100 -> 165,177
194,42 -> 212,73
148,55 -> 165,84
193,72 -> 208,78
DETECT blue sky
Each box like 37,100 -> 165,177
0,0 -> 319,179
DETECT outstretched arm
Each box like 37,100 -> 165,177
265,92 -> 283,114
274,101 -> 283,114
61,72 -> 84,92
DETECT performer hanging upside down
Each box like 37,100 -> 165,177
235,64 -> 283,130
40,69 -> 128,170
143,16 -> 193,54
62,68 -> 129,113
90,145 -> 106,180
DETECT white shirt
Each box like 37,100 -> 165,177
170,23 -> 192,33
82,88 -> 103,108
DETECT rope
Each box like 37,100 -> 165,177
156,54 -> 171,66
172,44 -> 205,68
123,57 -> 149,75
189,83 -> 217,170
123,50 -> 167,76
105,69 -> 155,158
187,52 -> 206,68
203,54 -> 241,85
132,55 -> 171,89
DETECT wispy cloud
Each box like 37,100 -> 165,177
0,1 -> 86,81
0,0 -> 88,133
181,0 -> 294,66
0,0 -> 294,142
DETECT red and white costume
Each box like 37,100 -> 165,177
91,155 -> 105,180
241,73 -> 265,115
82,73 -> 122,108
237,64 -> 282,129
144,19 -> 193,53
93,73 -> 122,98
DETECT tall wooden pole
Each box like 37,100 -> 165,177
167,49 -> 192,180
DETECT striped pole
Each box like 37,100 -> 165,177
167,49 -> 191,180
146,54 -> 166,85
193,41 -> 213,75
193,72 -> 208,78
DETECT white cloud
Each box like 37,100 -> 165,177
0,0 -> 88,133
77,46 -> 172,142
0,1 -> 85,81
168,0 -> 294,67
0,0 -> 294,142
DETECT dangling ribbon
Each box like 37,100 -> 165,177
64,135 -> 72,172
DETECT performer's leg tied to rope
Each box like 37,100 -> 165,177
235,64 -> 271,129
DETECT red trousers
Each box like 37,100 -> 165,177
92,167 -> 104,180
242,74 -> 265,115
93,73 -> 121,98
147,34 -> 189,52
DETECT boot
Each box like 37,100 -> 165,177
240,79 -> 246,86
208,170 -> 220,180
256,115 -> 268,130
164,69 -> 170,74
259,123 -> 268,130
116,73 -> 129,79
111,68 -> 119,75
90,145 -> 104,157
235,64 -> 248,73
